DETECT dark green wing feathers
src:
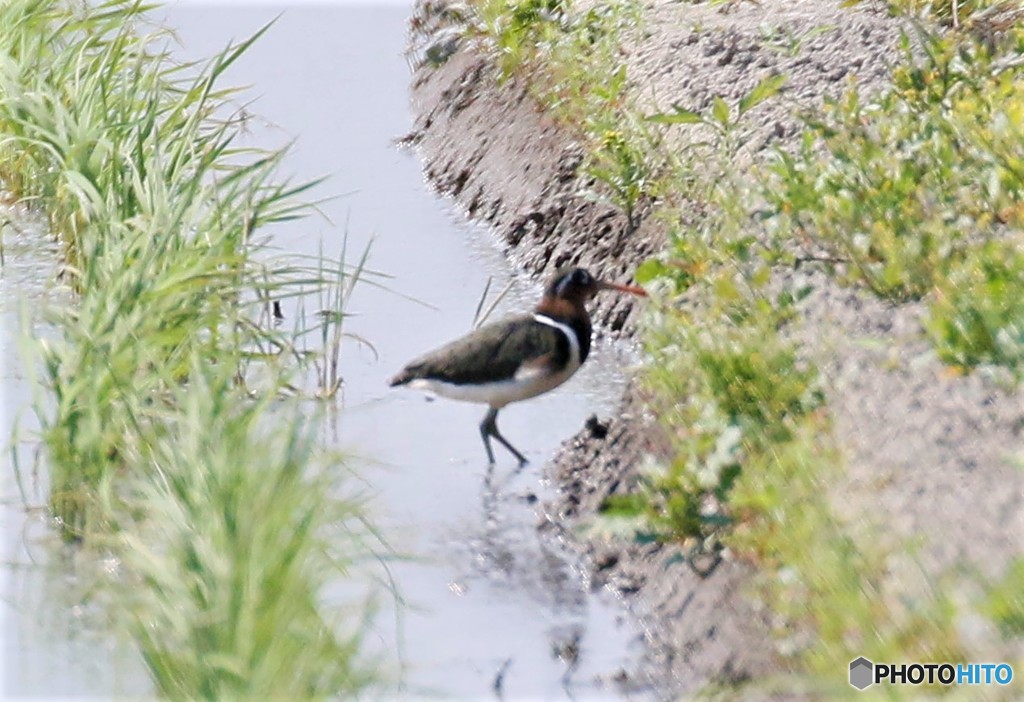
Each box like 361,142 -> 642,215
389,315 -> 571,387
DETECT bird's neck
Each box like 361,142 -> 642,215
535,296 -> 593,363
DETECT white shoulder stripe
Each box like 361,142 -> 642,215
533,313 -> 581,372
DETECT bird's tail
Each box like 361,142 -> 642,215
388,368 -> 413,387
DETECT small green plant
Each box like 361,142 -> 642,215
759,23 -> 840,58
475,0 -> 569,79
982,558 -> 1024,639
926,239 -> 1024,375
845,0 -> 1003,26
580,127 -> 652,231
647,73 -> 787,159
766,28 -> 1024,303
471,0 -> 652,228
640,74 -> 788,239
297,243 -> 377,399
472,0 -> 639,102
602,268 -> 823,541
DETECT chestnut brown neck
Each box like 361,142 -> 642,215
535,295 -> 586,322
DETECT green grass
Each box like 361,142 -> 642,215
766,26 -> 1024,374
119,361 -> 375,700
730,424 -> 966,690
2,0 -> 379,697
470,0 -> 657,227
982,558 -> 1024,640
603,285 -> 822,541
926,239 -> 1024,376
847,0 -> 1017,27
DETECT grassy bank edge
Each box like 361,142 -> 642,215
431,0 -> 1024,695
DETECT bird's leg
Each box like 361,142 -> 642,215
480,407 -> 528,466
479,408 -> 497,464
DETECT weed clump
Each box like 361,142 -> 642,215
471,0 -> 656,226
122,362 -> 375,700
767,26 -> 1024,375
927,240 -> 1024,374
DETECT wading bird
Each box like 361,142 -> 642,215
389,267 -> 646,464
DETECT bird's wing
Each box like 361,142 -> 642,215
396,315 -> 571,386
513,352 -> 556,382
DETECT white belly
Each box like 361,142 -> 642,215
409,362 -> 577,408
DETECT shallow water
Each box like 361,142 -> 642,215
0,211 -> 151,696
1,3 -> 645,699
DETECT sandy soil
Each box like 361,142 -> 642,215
405,0 -> 1024,697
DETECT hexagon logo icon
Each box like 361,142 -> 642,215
849,657 -> 874,690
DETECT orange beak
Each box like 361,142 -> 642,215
598,280 -> 647,297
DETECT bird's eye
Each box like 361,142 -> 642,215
572,269 -> 590,285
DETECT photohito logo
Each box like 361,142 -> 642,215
849,657 -> 1014,690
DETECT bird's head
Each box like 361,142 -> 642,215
538,267 -> 646,317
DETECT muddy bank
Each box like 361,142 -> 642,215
404,20 -> 661,336
405,0 -> 1024,697
404,28 -> 766,691
404,39 -> 775,691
